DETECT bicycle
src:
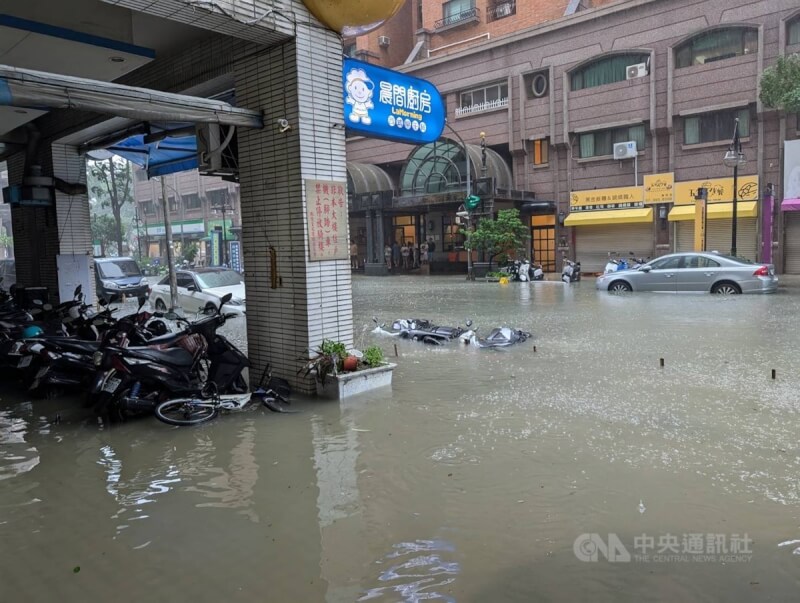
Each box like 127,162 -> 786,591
154,365 -> 295,426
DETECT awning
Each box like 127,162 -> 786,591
0,64 -> 262,128
781,199 -> 800,211
346,162 -> 394,194
668,201 -> 758,221
564,207 -> 653,227
107,132 -> 198,178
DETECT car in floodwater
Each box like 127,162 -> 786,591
149,268 -> 246,315
595,252 -> 778,294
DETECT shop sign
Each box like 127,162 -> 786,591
644,173 -> 674,204
146,220 -> 205,236
570,186 -> 644,211
307,179 -> 349,261
343,58 -> 445,144
674,175 -> 759,205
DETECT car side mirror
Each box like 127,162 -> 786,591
639,265 -> 652,272
186,284 -> 198,292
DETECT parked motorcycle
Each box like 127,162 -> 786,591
562,259 -> 581,283
91,293 -> 249,421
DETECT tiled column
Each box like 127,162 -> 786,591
234,31 -> 353,393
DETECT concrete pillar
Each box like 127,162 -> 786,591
234,31 -> 353,393
365,208 -> 388,276
365,210 -> 374,263
7,143 -> 92,303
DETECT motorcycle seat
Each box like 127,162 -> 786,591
42,337 -> 100,353
125,346 -> 194,367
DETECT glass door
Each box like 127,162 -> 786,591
531,215 -> 556,272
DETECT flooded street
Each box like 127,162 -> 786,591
3,276 -> 800,601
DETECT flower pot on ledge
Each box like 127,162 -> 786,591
315,363 -> 397,399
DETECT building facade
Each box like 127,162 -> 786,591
133,167 -> 241,267
345,0 -> 800,273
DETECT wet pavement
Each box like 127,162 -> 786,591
2,275 -> 800,601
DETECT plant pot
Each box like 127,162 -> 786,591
342,356 -> 358,371
315,363 -> 397,399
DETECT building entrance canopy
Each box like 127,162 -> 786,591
105,129 -> 198,178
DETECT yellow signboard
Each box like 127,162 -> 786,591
570,186 -> 643,209
674,175 -> 759,205
644,172 -> 674,204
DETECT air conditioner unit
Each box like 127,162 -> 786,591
626,63 -> 648,80
613,141 -> 638,159
495,2 -> 512,17
378,36 -> 390,47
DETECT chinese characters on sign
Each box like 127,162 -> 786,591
306,179 -> 349,261
570,186 -> 644,211
644,172 -> 675,204
674,175 -> 759,205
343,58 -> 445,144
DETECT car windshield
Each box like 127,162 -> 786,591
98,260 -> 140,278
195,270 -> 242,289
714,254 -> 754,265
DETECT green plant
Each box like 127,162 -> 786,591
361,345 -> 385,368
461,208 -> 528,271
760,54 -> 800,113
486,271 -> 506,279
300,339 -> 348,383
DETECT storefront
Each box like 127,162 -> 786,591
668,176 -> 759,260
781,140 -> 800,273
564,186 -> 654,272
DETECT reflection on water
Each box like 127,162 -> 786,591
1,276 -> 800,601
360,540 -> 460,602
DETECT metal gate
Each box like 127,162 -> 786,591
784,212 -> 800,274
575,223 -> 654,273
675,218 -> 757,260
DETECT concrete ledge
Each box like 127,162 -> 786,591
365,263 -> 390,276
315,363 -> 396,399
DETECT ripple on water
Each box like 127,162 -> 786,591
359,539 -> 460,602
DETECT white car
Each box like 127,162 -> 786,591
149,269 -> 246,315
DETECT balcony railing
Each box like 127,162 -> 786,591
434,5 -> 480,30
487,0 -> 516,22
455,97 -> 509,117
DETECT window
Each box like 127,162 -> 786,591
578,124 -> 646,158
417,0 -> 423,28
168,196 -> 177,212
457,82 -> 509,116
196,270 -> 243,288
141,201 -> 155,215
135,170 -> 148,182
444,0 -> 473,19
683,107 -> 749,145
182,193 -> 201,210
532,139 -> 549,165
344,42 -> 357,57
650,256 -> 683,270
675,28 -> 758,68
487,0 -> 516,23
790,17 -> 800,45
526,71 -> 549,99
442,216 -> 465,252
207,189 -> 228,208
686,255 -> 720,268
571,54 -> 649,91
176,273 -> 196,289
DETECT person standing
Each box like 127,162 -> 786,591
412,242 -> 420,268
427,238 -> 436,263
392,240 -> 400,271
384,243 -> 392,270
350,240 -> 359,270
401,241 -> 410,269
420,240 -> 428,265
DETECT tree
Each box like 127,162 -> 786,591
88,157 -> 134,256
760,54 -> 800,113
92,214 -> 126,257
462,208 -> 528,270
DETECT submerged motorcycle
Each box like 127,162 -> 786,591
562,259 -> 581,283
459,324 -> 532,348
372,317 -> 468,345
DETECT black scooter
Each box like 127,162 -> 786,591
92,293 -> 248,421
372,317 -> 467,345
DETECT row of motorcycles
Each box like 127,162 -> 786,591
0,279 -> 261,423
373,317 -> 531,348
603,252 -> 649,274
500,259 -> 582,284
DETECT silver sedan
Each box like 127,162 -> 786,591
595,252 -> 778,294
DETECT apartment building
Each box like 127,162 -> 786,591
133,167 -> 240,266
345,0 -> 800,274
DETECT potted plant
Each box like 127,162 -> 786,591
301,339 -> 396,399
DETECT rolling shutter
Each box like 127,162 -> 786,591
575,223 -> 654,272
784,212 -> 800,274
675,218 -> 757,260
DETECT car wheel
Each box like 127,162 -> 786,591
608,280 -> 632,293
155,299 -> 167,312
711,282 -> 741,295
204,303 -> 217,315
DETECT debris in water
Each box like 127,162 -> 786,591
73,566 -> 80,573
352,428 -> 371,432
638,499 -> 646,514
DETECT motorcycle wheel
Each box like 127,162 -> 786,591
155,399 -> 219,426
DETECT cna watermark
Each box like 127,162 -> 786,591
574,533 -> 753,564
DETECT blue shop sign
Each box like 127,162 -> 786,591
343,58 -> 445,144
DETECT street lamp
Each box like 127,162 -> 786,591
722,117 -> 746,256
212,192 -> 232,267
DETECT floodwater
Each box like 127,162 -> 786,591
2,275 -> 800,602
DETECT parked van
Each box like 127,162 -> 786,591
94,257 -> 148,302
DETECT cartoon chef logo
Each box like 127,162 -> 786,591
345,68 -> 374,126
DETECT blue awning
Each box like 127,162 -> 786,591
107,134 -> 198,178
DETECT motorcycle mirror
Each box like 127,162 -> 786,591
372,317 -> 378,324
220,293 -> 233,305
74,284 -> 82,297
98,297 -> 108,307
137,295 -> 147,310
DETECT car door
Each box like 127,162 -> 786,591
636,256 -> 683,292
175,272 -> 198,311
677,255 -> 721,292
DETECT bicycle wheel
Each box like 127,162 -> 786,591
155,399 -> 219,426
